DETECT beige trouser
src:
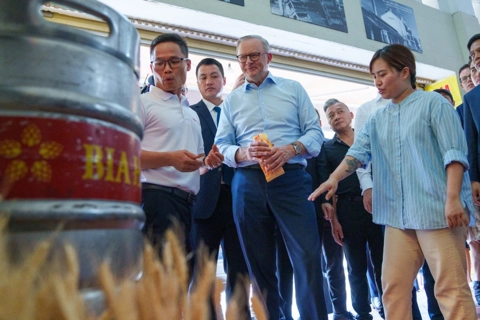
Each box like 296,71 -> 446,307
382,226 -> 476,320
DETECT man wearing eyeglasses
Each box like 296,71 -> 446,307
460,64 -> 475,94
215,35 -> 328,320
140,33 -> 223,255
470,58 -> 480,87
455,63 -> 474,128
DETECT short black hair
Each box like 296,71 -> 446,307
196,58 -> 225,78
459,63 -> 470,76
467,34 -> 480,51
150,33 -> 188,60
433,88 -> 454,103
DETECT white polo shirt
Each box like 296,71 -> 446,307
140,86 -> 204,194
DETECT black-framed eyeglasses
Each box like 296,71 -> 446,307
151,57 -> 188,70
236,52 -> 268,63
470,47 -> 480,60
460,75 -> 472,83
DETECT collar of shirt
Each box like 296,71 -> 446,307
333,133 -> 352,147
388,89 -> 417,108
202,98 -> 217,112
243,71 -> 277,91
150,85 -> 189,105
203,98 -> 221,125
373,93 -> 386,103
367,94 -> 390,111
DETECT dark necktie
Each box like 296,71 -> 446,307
213,106 -> 221,126
212,106 -> 232,184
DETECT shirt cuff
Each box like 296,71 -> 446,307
223,145 -> 241,168
443,149 -> 469,171
359,177 -> 373,194
298,136 -> 321,158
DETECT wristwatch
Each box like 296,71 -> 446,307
291,142 -> 301,155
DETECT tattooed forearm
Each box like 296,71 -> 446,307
345,157 -> 361,174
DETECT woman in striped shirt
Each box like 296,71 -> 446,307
310,44 -> 476,320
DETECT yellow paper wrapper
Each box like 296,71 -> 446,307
253,133 -> 285,182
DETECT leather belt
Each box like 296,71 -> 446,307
142,183 -> 196,204
241,163 -> 304,170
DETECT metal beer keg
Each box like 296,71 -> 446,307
0,0 -> 145,289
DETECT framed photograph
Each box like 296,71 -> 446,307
219,0 -> 244,6
361,0 -> 422,53
270,0 -> 348,33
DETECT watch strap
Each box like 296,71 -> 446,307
291,142 -> 301,155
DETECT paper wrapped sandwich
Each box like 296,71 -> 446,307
253,133 -> 285,182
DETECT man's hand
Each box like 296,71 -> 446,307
472,181 -> 480,206
204,144 -> 224,169
330,218 -> 344,246
236,141 -> 272,163
309,176 -> 339,202
445,198 -> 469,228
363,188 -> 373,213
171,150 -> 204,172
321,203 -> 335,220
261,145 -> 295,172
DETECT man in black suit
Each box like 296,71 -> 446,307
465,34 -> 480,208
464,34 -> 480,307
190,58 -> 250,319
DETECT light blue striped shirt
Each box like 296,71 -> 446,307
348,90 -> 474,229
215,72 -> 324,168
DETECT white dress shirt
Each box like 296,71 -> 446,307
202,98 -> 221,127
354,95 -> 389,193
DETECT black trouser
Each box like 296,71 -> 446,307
320,218 -> 348,315
191,185 -> 250,319
422,261 -> 444,319
141,186 -> 193,256
337,196 -> 384,318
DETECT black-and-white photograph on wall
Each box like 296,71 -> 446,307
361,0 -> 422,53
219,0 -> 244,6
270,0 -> 348,33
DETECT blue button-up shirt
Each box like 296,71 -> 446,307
215,72 -> 324,168
348,90 -> 474,229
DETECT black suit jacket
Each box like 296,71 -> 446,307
456,103 -> 464,128
464,86 -> 480,182
190,100 -> 233,219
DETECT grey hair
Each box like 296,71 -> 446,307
323,98 -> 341,113
237,35 -> 270,52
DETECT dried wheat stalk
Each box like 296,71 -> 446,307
0,218 -> 267,320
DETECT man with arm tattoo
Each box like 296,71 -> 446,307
317,99 -> 384,320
